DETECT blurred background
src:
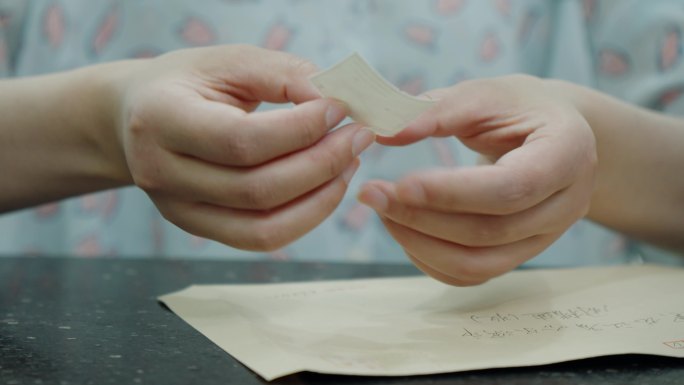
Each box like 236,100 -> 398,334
0,0 -> 681,266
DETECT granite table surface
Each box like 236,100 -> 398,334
0,256 -> 682,385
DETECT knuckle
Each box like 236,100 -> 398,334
301,115 -> 324,145
246,222 -> 288,251
392,205 -> 420,226
289,101 -> 332,147
450,258 -> 483,280
291,115 -> 323,149
126,97 -> 159,139
308,180 -> 345,223
468,219 -> 511,246
496,172 -> 537,213
324,180 -> 347,211
307,143 -> 346,180
129,152 -> 166,193
125,101 -> 176,193
288,55 -> 318,76
225,132 -> 258,165
132,170 -> 163,193
238,178 -> 278,209
448,254 -> 497,283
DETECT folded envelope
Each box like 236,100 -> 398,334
159,265 -> 684,381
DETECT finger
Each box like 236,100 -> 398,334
158,124 -> 373,210
174,44 -> 323,104
159,96 -> 349,166
374,109 -> 440,146
359,179 -> 589,247
393,137 -> 588,215
405,252 -> 485,286
153,159 -> 360,251
377,76 -> 554,148
380,216 -> 561,285
375,87 -> 452,146
376,83 -> 492,147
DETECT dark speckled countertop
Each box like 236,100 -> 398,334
0,257 -> 682,385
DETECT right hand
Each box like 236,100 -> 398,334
109,45 -> 375,250
361,75 -> 597,285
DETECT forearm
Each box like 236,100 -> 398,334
549,79 -> 684,253
0,62 -> 136,212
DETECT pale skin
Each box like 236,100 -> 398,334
1,45 -> 682,285
0,45 -> 375,250
359,75 -> 684,286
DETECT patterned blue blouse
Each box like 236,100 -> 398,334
0,0 -> 681,267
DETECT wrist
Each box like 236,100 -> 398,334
0,61 -> 149,211
67,59 -> 148,186
543,79 -> 597,129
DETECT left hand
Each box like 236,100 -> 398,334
109,45 -> 371,251
358,75 -> 597,286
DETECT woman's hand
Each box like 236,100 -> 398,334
359,75 -> 596,285
110,45 -> 374,250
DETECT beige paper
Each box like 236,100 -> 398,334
159,265 -> 684,381
309,53 -> 435,136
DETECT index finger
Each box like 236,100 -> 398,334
394,136 -> 587,214
375,87 -> 460,147
162,96 -> 348,166
172,45 -> 323,104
